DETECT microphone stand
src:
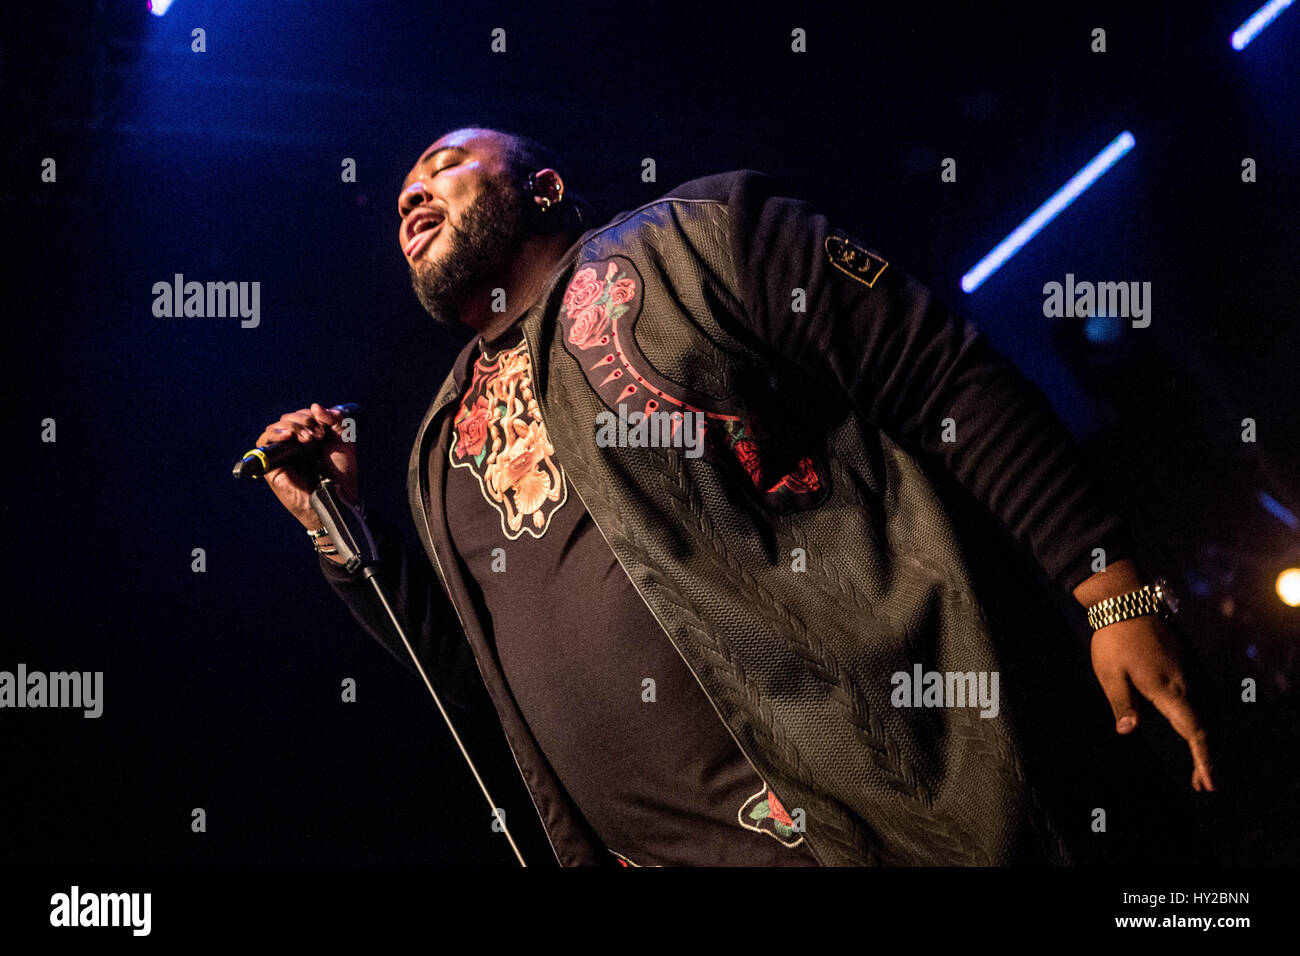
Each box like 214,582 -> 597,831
256,461 -> 529,867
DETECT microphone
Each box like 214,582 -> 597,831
232,403 -> 361,480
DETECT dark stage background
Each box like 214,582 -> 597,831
3,0 -> 1297,868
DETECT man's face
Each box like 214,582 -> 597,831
398,129 -> 530,323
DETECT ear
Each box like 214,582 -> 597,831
528,167 -> 564,209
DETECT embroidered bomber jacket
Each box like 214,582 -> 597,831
320,169 -> 1138,866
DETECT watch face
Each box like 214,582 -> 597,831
1155,577 -> 1180,614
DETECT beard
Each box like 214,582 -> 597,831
408,172 -> 532,324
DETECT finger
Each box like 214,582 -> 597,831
310,402 -> 341,427
1133,671 -> 1215,792
255,421 -> 299,445
1094,666 -> 1139,734
313,404 -> 350,442
282,411 -> 322,441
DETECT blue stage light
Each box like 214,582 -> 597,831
1232,0 -> 1294,50
1084,312 -> 1124,345
1259,491 -> 1299,530
961,132 -> 1135,294
148,0 -> 176,16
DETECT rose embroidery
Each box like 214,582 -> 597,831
722,416 -> 825,505
740,783 -> 802,845
455,396 -> 492,460
563,266 -> 604,315
608,277 -> 636,305
766,790 -> 794,828
563,261 -> 638,350
568,303 -> 610,350
732,438 -> 763,485
774,456 -> 822,494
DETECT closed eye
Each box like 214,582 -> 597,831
400,168 -> 454,217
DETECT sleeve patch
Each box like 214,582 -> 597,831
825,234 -> 888,288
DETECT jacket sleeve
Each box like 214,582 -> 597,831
317,505 -> 478,710
719,170 -> 1136,595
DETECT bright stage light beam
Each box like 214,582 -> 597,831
1232,0 -> 1294,50
961,131 -> 1135,294
148,0 -> 176,16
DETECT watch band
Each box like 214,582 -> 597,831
1086,581 -> 1175,631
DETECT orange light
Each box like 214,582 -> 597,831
1277,568 -> 1300,608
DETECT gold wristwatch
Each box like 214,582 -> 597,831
1086,577 -> 1180,631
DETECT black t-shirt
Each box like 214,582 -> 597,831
440,325 -> 817,867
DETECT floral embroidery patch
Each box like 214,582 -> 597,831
739,784 -> 805,847
608,782 -> 805,864
557,256 -> 830,514
449,339 -> 567,539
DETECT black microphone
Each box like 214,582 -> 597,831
232,403 -> 362,480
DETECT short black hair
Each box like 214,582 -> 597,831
446,124 -> 596,234
498,131 -> 565,186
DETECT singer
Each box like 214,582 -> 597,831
250,127 -> 1215,867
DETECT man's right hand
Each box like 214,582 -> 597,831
254,403 -> 361,534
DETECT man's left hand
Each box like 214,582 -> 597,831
1090,614 -> 1215,792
